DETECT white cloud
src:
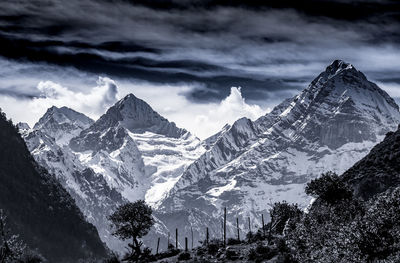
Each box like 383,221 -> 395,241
375,81 -> 400,99
36,76 -> 118,116
0,77 -> 119,127
101,79 -> 270,139
0,75 -> 268,139
113,80 -> 270,139
189,87 -> 267,138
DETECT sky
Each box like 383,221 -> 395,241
0,0 -> 400,138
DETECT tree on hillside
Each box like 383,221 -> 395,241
0,209 -> 44,263
108,201 -> 154,262
0,209 -> 25,263
268,201 -> 302,237
305,171 -> 353,204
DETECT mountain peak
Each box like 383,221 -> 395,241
71,93 -> 188,154
103,93 -> 188,138
319,59 -> 367,81
33,106 -> 94,145
35,106 -> 94,130
326,59 -> 354,73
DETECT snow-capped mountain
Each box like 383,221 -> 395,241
158,60 -> 400,243
34,106 -> 94,145
69,94 -> 204,205
21,106 -> 126,251
21,95 -> 205,251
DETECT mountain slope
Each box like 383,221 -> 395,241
159,60 -> 400,243
23,96 -> 204,251
34,106 -> 94,145
0,110 -> 107,262
69,93 -> 204,206
342,124 -> 400,199
22,107 -> 126,251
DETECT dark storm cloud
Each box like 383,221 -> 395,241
0,0 -> 400,102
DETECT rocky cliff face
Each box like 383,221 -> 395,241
0,110 -> 107,262
158,60 -> 400,245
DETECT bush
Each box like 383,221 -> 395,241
227,238 -> 241,245
255,243 -> 275,259
177,252 -> 191,261
305,171 -> 353,204
206,239 -> 223,255
17,250 -> 46,263
247,243 -> 276,262
225,247 -> 239,260
269,202 -> 303,235
248,248 -> 257,261
103,252 -> 120,263
276,237 -> 289,254
276,253 -> 297,263
141,247 -> 155,261
246,229 -> 265,243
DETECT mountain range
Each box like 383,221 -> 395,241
17,59 -> 400,252
20,94 -> 205,251
156,60 -> 400,243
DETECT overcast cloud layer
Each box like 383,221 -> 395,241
0,0 -> 399,138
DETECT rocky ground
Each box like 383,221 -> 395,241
153,235 -> 290,263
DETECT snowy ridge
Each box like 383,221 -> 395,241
21,95 -> 205,251
34,106 -> 94,145
158,60 -> 400,243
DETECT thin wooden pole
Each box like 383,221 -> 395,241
206,227 -> 209,245
236,217 -> 240,241
167,232 -> 170,249
176,228 -> 178,249
224,207 -> 227,247
248,216 -> 252,238
185,237 -> 188,252
262,214 -> 265,238
221,219 -> 223,241
191,227 -> 194,249
156,237 -> 160,254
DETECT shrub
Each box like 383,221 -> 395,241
269,202 -> 303,235
225,247 -> 239,260
246,229 -> 264,243
305,171 -> 353,204
248,248 -> 257,261
177,252 -> 191,261
247,243 -> 276,262
206,239 -> 223,255
255,243 -> 275,259
17,250 -> 46,263
227,238 -> 241,245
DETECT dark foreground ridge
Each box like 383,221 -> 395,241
0,109 -> 107,262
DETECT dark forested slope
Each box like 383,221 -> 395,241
342,124 -> 400,199
0,110 -> 107,262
